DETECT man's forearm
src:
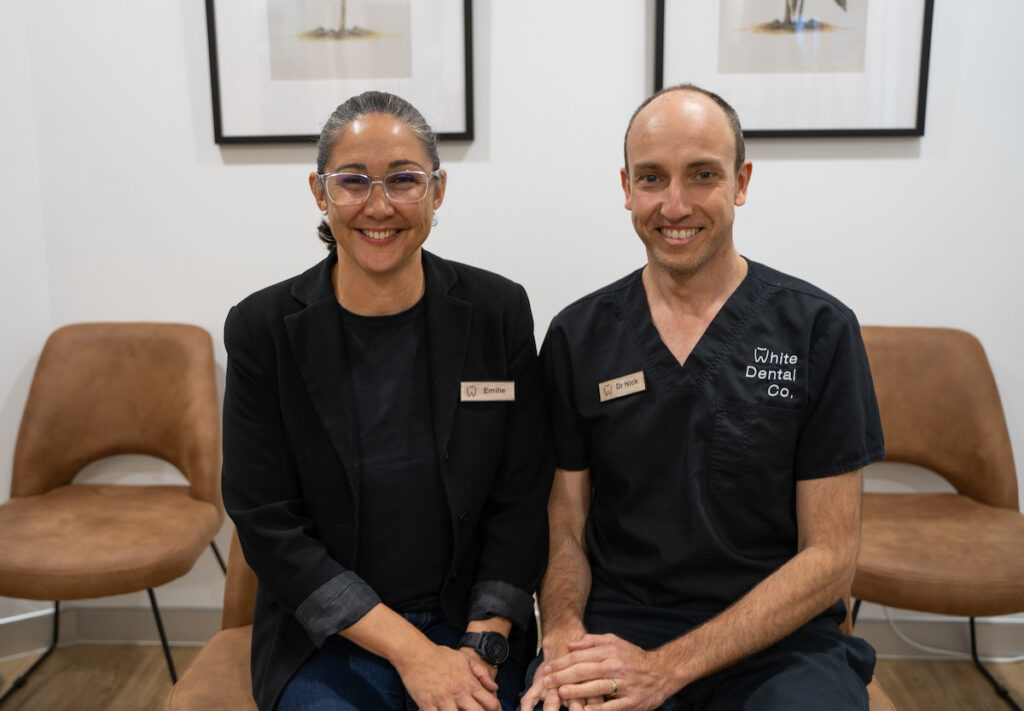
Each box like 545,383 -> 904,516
653,539 -> 855,692
652,470 -> 862,692
537,468 -> 594,644
520,468 -> 597,711
537,527 -> 592,641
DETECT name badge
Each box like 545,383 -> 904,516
598,371 -> 646,402
461,381 -> 515,402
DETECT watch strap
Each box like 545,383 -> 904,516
458,631 -> 509,666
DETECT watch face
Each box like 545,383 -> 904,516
483,633 -> 510,664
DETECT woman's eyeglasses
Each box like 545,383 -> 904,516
319,170 -> 439,205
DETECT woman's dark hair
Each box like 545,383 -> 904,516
314,91 -> 440,250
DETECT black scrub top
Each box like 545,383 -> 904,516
541,260 -> 884,615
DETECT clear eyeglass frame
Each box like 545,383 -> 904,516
318,169 -> 441,206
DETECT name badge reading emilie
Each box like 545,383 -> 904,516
461,381 -> 516,402
598,370 -> 646,403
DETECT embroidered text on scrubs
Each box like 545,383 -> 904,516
745,347 -> 798,399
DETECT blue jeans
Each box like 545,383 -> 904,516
277,609 -> 525,710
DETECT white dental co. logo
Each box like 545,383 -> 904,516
744,346 -> 798,399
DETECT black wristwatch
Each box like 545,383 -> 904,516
459,631 -> 510,667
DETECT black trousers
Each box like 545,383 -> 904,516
528,598 -> 874,711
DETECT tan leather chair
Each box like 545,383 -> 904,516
0,322 -> 224,702
164,530 -> 257,711
867,673 -> 897,710
853,326 -> 1024,705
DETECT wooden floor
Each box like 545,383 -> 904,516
874,658 -> 1024,711
0,645 -> 1021,710
0,645 -> 200,711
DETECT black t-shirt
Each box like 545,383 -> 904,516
541,260 -> 884,615
340,299 -> 450,612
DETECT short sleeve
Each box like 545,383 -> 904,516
795,308 -> 885,479
540,321 -> 589,471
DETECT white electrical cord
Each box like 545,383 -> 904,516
882,606 -> 968,658
881,606 -> 1024,663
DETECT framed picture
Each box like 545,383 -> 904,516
655,0 -> 934,137
205,0 -> 473,143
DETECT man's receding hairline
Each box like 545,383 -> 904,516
623,84 -> 744,175
626,90 -> 732,160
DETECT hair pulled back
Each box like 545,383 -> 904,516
315,91 -> 440,250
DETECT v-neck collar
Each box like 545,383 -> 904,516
619,259 -> 771,395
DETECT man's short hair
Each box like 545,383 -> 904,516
623,84 -> 746,175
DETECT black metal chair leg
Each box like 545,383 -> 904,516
146,588 -> 177,683
0,601 -> 59,706
970,616 -> 1022,711
851,598 -> 862,628
210,540 -> 227,575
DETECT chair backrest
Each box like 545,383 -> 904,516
861,326 -> 1017,509
11,322 -> 221,507
222,529 -> 258,629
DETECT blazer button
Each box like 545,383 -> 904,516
458,511 -> 469,526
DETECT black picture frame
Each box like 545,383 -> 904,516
205,0 -> 474,144
655,0 -> 933,137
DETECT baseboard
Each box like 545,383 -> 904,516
3,606 -> 1022,664
0,606 -> 221,661
854,614 -> 1024,661
0,608 -> 63,661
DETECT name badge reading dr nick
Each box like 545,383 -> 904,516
461,381 -> 516,402
598,371 -> 646,402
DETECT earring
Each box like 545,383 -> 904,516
321,209 -> 328,216
431,213 -> 439,227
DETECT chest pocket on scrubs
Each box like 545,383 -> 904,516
708,400 -> 803,503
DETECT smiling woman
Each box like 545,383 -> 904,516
220,91 -> 553,711
308,101 -> 446,315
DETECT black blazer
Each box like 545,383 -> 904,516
222,250 -> 553,710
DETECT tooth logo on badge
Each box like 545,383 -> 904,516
598,371 -> 646,402
467,385 -> 477,398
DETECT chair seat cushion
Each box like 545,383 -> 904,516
854,492 -> 1024,616
867,677 -> 895,711
0,484 -> 222,599
164,626 -> 256,711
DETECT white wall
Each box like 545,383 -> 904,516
2,0 -> 1023,637
0,0 -> 56,621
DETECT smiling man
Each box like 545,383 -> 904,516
521,85 -> 885,710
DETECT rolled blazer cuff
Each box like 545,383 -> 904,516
467,580 -> 535,631
295,571 -> 381,647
